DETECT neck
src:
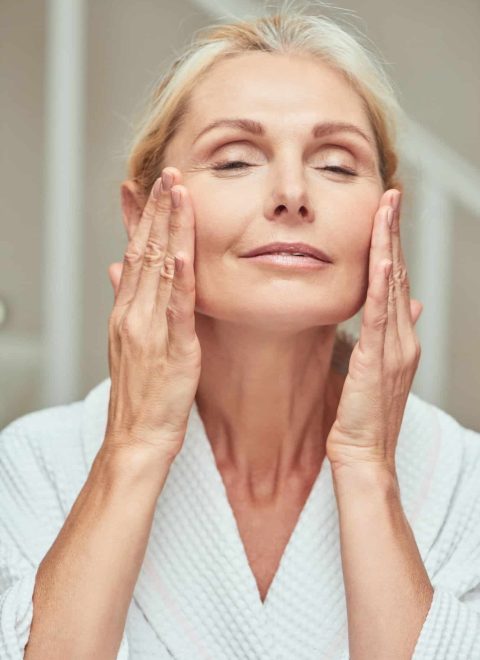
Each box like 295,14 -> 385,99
194,316 -> 351,499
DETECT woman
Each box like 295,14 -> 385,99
2,4 -> 480,659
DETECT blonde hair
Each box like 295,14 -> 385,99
126,0 -> 406,198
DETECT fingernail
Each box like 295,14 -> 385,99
174,255 -> 184,274
391,191 -> 401,214
386,206 -> 393,228
162,170 -> 174,191
152,177 -> 163,199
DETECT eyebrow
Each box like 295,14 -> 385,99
192,117 -> 375,148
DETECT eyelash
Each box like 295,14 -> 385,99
211,160 -> 357,176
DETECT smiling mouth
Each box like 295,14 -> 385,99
240,241 -> 332,262
243,253 -> 330,269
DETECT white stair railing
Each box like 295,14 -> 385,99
412,178 -> 454,409
398,118 -> 480,407
41,0 -> 86,407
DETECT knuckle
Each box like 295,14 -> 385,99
159,255 -> 175,281
185,343 -> 202,368
394,265 -> 408,285
170,339 -> 201,369
109,307 -> 124,332
124,241 -> 143,266
384,358 -> 399,377
119,314 -> 142,343
373,315 -> 388,331
172,266 -> 195,293
166,303 -> 186,324
143,239 -> 165,267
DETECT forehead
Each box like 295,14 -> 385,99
183,51 -> 372,138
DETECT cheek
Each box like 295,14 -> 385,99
331,197 -> 377,297
352,191 -> 379,238
187,181 -> 257,250
329,197 -> 375,255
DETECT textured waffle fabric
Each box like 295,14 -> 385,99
1,340 -> 480,658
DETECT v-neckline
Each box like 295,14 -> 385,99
79,329 -> 358,658
187,397 -> 333,611
184,327 -> 358,613
78,328 -> 440,659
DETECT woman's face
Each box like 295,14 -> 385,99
163,51 -> 384,333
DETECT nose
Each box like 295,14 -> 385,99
265,164 -> 315,224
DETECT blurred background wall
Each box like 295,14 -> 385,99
1,0 -> 479,431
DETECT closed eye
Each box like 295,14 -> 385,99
320,165 -> 357,176
211,160 -> 251,170
211,161 -> 357,176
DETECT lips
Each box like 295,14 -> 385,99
240,241 -> 332,263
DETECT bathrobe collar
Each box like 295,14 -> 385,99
81,331 -> 444,659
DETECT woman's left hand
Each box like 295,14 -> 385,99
326,189 -> 424,475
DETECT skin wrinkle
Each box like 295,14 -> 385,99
124,51 -> 384,503
189,121 -> 379,179
191,117 -> 378,168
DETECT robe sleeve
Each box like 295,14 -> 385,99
412,425 -> 480,659
412,586 -> 480,658
0,415 -> 130,659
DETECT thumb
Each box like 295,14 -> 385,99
410,299 -> 424,325
107,262 -> 123,298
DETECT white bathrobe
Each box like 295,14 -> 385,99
1,338 -> 480,658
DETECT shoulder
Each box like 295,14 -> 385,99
397,390 -> 479,490
0,398 -> 84,450
0,397 -> 85,476
398,391 -> 480,594
0,381 -> 109,521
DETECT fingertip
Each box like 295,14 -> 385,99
171,183 -> 187,199
152,177 -> 163,200
173,184 -> 195,220
413,300 -> 424,322
380,188 -> 395,206
161,166 -> 183,190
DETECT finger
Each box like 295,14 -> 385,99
130,167 -> 180,315
359,252 -> 393,362
113,175 -> 163,309
382,201 -> 400,352
388,189 -> 415,342
159,185 -> 198,353
410,299 -> 424,325
368,190 -> 393,286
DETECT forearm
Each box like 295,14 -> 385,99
24,446 -> 173,660
331,464 -> 434,660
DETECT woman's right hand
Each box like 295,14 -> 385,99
102,166 -> 201,465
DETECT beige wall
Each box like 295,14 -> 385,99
1,0 -> 479,431
1,0 -> 46,426
329,0 -> 480,170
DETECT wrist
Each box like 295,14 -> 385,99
330,459 -> 400,500
93,441 -> 176,496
